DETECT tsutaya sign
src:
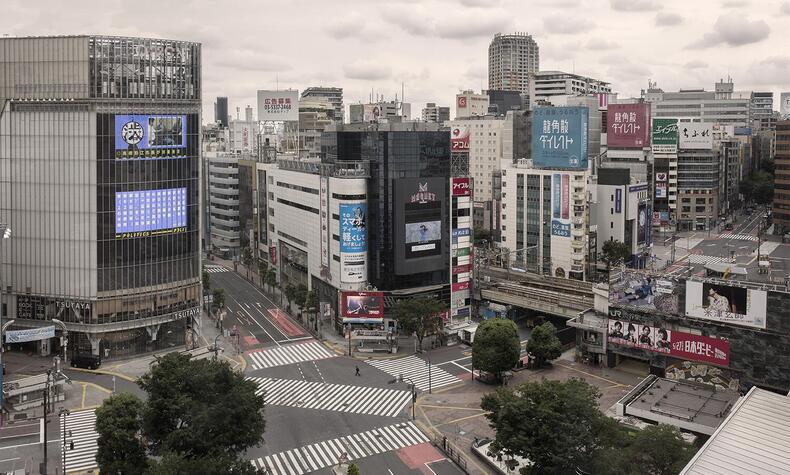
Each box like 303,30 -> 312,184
56,300 -> 90,311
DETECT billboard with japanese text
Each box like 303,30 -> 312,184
339,203 -> 367,283
607,103 -> 650,148
652,118 -> 678,153
450,126 -> 470,152
341,291 -> 384,323
685,281 -> 767,329
532,106 -> 589,169
551,173 -> 571,237
257,90 -> 298,121
678,122 -> 713,150
115,114 -> 187,159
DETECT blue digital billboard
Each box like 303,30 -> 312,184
115,188 -> 187,238
339,203 -> 367,253
114,114 -> 187,160
531,106 -> 588,169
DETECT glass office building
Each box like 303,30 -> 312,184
0,36 -> 202,358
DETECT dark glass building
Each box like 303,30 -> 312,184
0,36 -> 202,359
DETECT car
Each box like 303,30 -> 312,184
725,223 -> 734,231
71,353 -> 101,370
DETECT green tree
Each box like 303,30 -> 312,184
138,353 -> 265,458
305,290 -> 319,330
481,378 -> 606,474
144,452 -> 262,475
601,239 -> 631,270
472,318 -> 520,380
293,283 -> 308,317
202,269 -> 210,292
257,260 -> 268,287
265,268 -> 278,295
526,322 -> 562,368
241,247 -> 253,279
622,424 -> 695,475
284,283 -> 297,312
95,393 -> 148,475
212,288 -> 225,312
473,225 -> 491,245
347,463 -> 361,475
391,297 -> 446,351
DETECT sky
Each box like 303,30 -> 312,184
3,0 -> 790,120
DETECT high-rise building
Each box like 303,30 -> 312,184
455,91 -> 490,119
301,87 -> 344,123
488,32 -> 539,94
448,115 -> 506,203
645,80 -> 751,126
0,35 -> 202,358
208,152 -> 241,253
298,98 -> 336,158
215,96 -> 228,127
486,90 -> 523,116
531,71 -> 612,104
421,103 -> 450,123
781,93 -> 790,119
775,120 -> 790,234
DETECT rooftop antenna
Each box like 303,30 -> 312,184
402,82 -> 405,106
276,73 -> 279,91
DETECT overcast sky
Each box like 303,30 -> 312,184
4,0 -> 790,120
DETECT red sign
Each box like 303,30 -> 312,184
452,264 -> 471,275
452,282 -> 470,292
607,103 -> 651,148
450,127 -> 470,152
452,177 -> 471,196
457,96 -> 467,108
607,317 -> 729,367
561,174 -> 569,220
340,291 -> 385,322
270,246 -> 277,265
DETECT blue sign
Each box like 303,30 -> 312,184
552,174 -> 561,218
115,114 -> 187,159
551,219 -> 571,237
615,189 -> 622,214
452,228 -> 470,238
339,203 -> 367,253
532,106 -> 589,169
115,188 -> 187,237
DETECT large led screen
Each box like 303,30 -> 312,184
115,188 -> 187,238
404,201 -> 442,258
115,114 -> 187,159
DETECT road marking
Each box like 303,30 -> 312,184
204,264 -> 229,273
553,362 -> 624,386
64,409 -> 98,473
438,412 -> 489,427
247,377 -> 412,417
250,421 -> 429,475
366,356 -> 462,391
226,292 -> 282,346
246,340 -> 336,370
451,361 -> 472,373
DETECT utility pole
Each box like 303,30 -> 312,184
42,369 -> 51,475
60,408 -> 70,474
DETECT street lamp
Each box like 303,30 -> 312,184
0,224 -> 11,421
59,408 -> 71,473
388,374 -> 417,421
212,334 -> 221,360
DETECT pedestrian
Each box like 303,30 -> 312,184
355,366 -> 360,376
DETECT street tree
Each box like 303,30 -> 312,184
305,290 -> 319,330
294,283 -> 308,318
472,318 -> 520,380
145,452 -> 263,475
284,283 -> 297,312
481,378 -> 607,474
526,322 -> 562,368
391,297 -> 446,351
265,268 -> 278,295
257,260 -> 268,287
202,269 -> 210,292
621,424 -> 695,475
212,288 -> 225,312
241,247 -> 253,279
347,464 -> 361,475
601,239 -> 631,270
138,353 -> 265,459
95,393 -> 148,475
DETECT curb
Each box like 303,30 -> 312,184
68,366 -> 137,382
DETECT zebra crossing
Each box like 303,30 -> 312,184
689,254 -> 728,265
247,340 -> 336,370
250,421 -> 429,475
719,233 -> 758,242
247,377 -> 412,417
204,264 -> 230,273
366,355 -> 462,391
64,409 -> 99,473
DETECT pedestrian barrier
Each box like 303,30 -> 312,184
434,435 -> 469,473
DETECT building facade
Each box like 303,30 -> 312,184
421,103 -> 450,123
531,71 -> 612,104
455,91 -> 490,119
208,153 -> 241,253
0,35 -> 202,358
751,92 -> 773,130
775,120 -> 790,234
301,87 -> 343,124
646,80 -> 751,126
215,96 -> 228,127
488,32 -> 539,94
448,115 -> 507,203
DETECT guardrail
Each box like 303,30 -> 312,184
434,435 -> 469,473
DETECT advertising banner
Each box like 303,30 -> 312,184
450,126 -> 471,152
452,228 -> 470,238
781,92 -> 790,118
363,104 -> 381,123
115,188 -> 187,238
403,180 -> 443,259
532,106 -> 589,169
637,204 -> 647,244
341,291 -> 384,323
552,174 -> 561,218
656,172 -> 668,182
5,326 -> 55,344
679,122 -> 713,150
652,118 -> 678,154
607,317 -> 729,366
257,90 -> 299,122
452,282 -> 470,292
655,184 -> 667,198
607,103 -> 651,148
561,175 -> 569,219
685,281 -> 767,329
452,264 -> 471,275
457,96 -> 467,108
454,247 -> 471,257
551,173 -> 571,237
609,271 -> 681,313
339,203 -> 367,283
551,220 -> 571,237
652,212 -> 661,226
451,177 -> 471,196
115,114 -> 187,159
320,177 -> 329,268
615,189 -> 622,213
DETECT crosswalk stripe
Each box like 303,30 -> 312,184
251,421 -> 429,475
365,355 -> 462,391
689,255 -> 727,265
204,265 -> 230,273
63,409 -> 99,472
247,340 -> 335,370
719,233 -> 758,241
247,377 -> 411,417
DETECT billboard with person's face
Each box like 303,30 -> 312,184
685,281 -> 767,329
341,291 -> 384,323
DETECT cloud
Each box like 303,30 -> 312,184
211,49 -> 291,73
543,15 -> 594,35
684,60 -> 708,69
743,56 -> 790,86
655,12 -> 683,26
343,60 -> 392,80
687,13 -> 769,48
782,2 -> 790,14
721,0 -> 749,7
383,5 -> 512,39
586,38 -> 618,50
325,12 -> 381,41
610,0 -> 662,12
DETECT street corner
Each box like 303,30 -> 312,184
396,442 -> 451,475
67,366 -> 138,383
65,380 -> 113,411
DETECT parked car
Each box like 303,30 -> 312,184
71,353 -> 101,370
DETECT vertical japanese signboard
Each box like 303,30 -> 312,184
531,106 -> 589,169
339,203 -> 367,283
450,177 -> 473,320
320,177 -> 329,268
551,174 -> 571,237
450,126 -> 471,152
607,103 -> 651,148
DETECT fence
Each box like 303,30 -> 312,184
433,435 -> 469,473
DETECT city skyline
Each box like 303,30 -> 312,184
3,0 -> 789,119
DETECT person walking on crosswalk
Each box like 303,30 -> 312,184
355,366 -> 361,376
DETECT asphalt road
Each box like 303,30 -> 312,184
211,267 -> 465,475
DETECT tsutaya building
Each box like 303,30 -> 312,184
0,36 -> 203,358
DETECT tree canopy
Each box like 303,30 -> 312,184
472,318 -> 520,379
740,171 -> 774,205
391,297 -> 446,350
601,239 -> 631,270
95,393 -> 148,475
212,288 -> 225,310
526,322 -> 562,368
